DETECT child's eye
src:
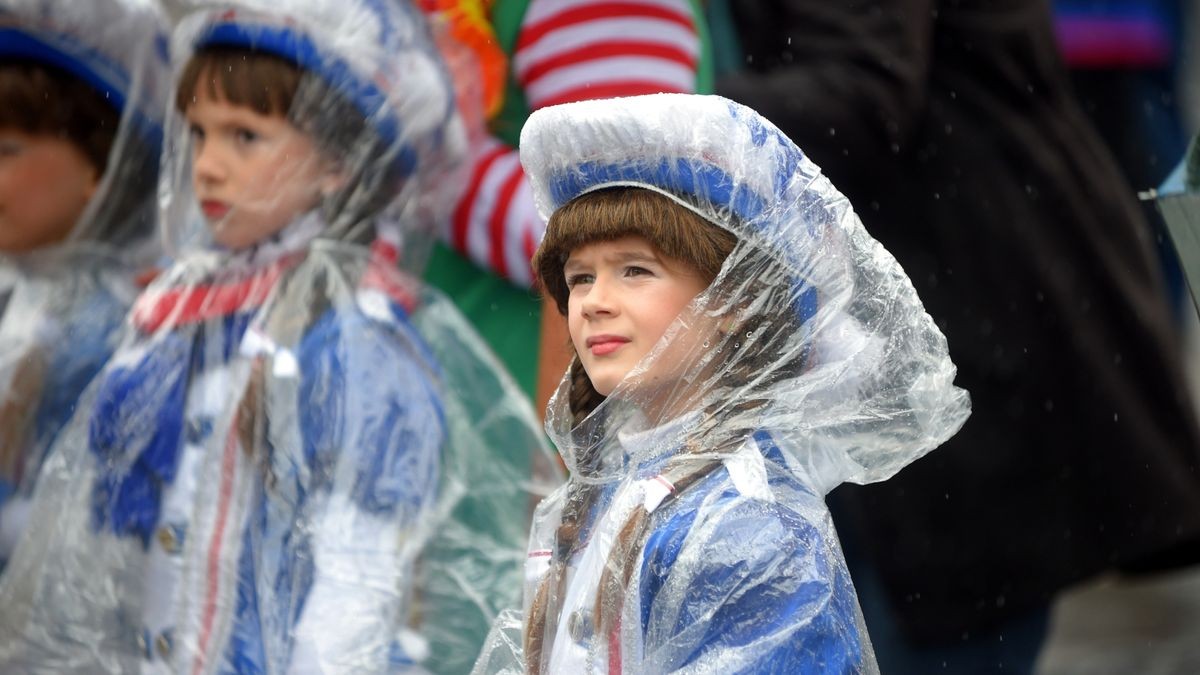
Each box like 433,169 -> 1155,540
188,125 -> 205,143
624,266 -> 652,277
233,128 -> 259,145
566,273 -> 594,287
0,140 -> 24,158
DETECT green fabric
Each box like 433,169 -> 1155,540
423,0 -> 714,400
489,0 -> 532,147
703,0 -> 743,78
424,242 -> 541,397
690,0 -> 715,93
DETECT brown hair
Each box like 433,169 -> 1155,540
0,62 -> 120,175
0,61 -> 159,245
175,48 -> 301,118
175,47 -> 399,230
533,187 -> 737,427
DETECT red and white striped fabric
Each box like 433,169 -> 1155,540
448,0 -> 701,288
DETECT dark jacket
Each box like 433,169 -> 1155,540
718,0 -> 1200,642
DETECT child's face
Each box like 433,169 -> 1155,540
565,235 -> 709,397
0,129 -> 98,253
186,85 -> 337,250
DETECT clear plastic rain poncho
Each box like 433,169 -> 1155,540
0,1 -> 560,673
472,94 -> 972,674
0,0 -> 169,567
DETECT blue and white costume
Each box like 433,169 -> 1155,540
0,2 -> 558,673
473,94 -> 972,674
0,0 -> 169,570
91,232 -> 445,673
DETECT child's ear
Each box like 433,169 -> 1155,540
82,163 -> 101,204
318,162 -> 351,199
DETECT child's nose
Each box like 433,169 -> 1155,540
580,276 -> 617,318
192,141 -> 226,185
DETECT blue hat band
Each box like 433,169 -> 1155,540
549,157 -> 769,225
0,28 -> 128,112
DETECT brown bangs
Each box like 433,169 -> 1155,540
534,187 -> 738,315
0,62 -> 119,173
175,47 -> 301,116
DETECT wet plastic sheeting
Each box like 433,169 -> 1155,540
0,1 -> 560,673
1154,135 -> 1200,316
473,94 -> 971,674
0,0 -> 169,568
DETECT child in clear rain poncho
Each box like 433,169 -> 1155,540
471,94 -> 972,674
0,0 -> 168,570
0,1 -> 558,673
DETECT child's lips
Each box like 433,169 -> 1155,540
201,200 -> 230,220
587,335 -> 630,356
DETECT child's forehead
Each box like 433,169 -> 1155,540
565,235 -> 663,263
183,81 -> 287,123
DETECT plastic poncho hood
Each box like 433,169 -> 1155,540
524,93 -> 970,490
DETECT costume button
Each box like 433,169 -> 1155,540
137,630 -> 151,660
568,609 -> 593,642
155,630 -> 173,659
157,524 -> 184,554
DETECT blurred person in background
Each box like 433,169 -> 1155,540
713,0 -> 1200,671
1054,0 -> 1190,316
0,0 -> 168,572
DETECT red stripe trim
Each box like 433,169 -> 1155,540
132,257 -> 297,333
370,238 -> 400,265
488,163 -> 526,279
653,475 -> 675,492
192,419 -> 242,675
520,40 -> 697,88
608,613 -> 623,674
518,2 -> 693,52
535,81 -> 687,109
361,260 -> 421,314
528,549 -> 553,559
452,145 -> 510,255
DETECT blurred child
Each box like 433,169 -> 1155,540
0,1 -> 555,672
472,94 -> 971,674
0,0 -> 167,568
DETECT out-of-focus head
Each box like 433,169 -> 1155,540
0,0 -> 170,255
175,48 -> 346,249
163,0 -> 465,255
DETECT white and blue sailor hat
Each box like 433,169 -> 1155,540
174,0 -> 460,178
520,93 -> 838,322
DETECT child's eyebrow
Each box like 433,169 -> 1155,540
609,250 -> 660,265
564,248 -> 660,273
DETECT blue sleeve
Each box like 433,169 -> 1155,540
297,306 -> 444,521
33,289 -> 126,457
639,484 -> 865,674
88,333 -> 192,545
